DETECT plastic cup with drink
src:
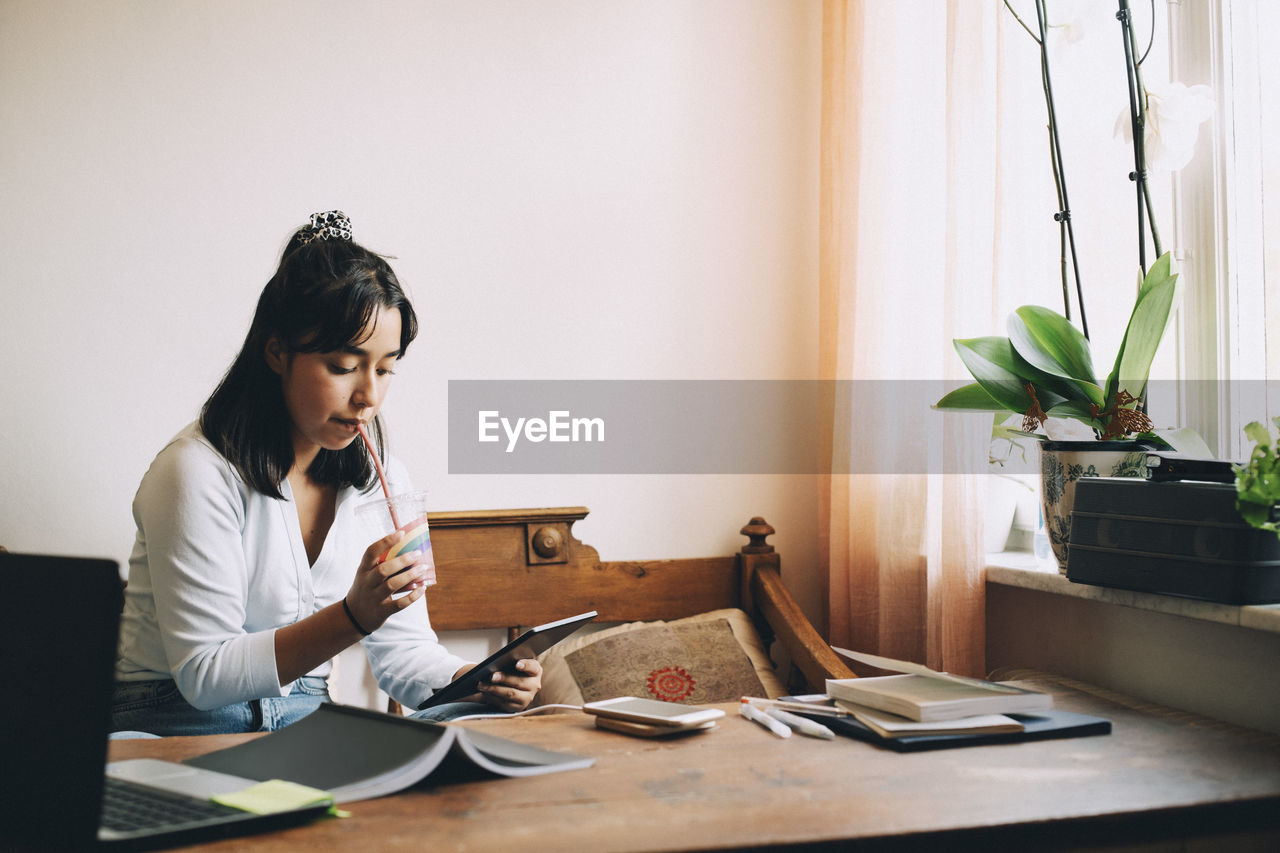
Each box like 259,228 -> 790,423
352,422 -> 436,590
355,489 -> 437,590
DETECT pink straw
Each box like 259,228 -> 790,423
356,422 -> 401,529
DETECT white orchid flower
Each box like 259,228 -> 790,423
1046,0 -> 1107,46
1114,79 -> 1216,173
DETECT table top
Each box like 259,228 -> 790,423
107,675 -> 1280,851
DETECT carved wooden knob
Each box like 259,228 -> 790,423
740,516 -> 775,553
531,526 -> 563,559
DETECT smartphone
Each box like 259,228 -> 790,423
592,716 -> 718,738
582,696 -> 725,728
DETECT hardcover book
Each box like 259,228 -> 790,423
833,700 -> 1024,738
828,648 -> 1053,722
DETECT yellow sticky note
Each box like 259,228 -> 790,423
212,779 -> 339,816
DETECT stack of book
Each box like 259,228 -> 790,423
801,649 -> 1109,752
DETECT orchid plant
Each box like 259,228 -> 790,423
936,251 -> 1181,442
936,0 -> 1213,447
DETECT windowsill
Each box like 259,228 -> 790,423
986,550 -> 1280,636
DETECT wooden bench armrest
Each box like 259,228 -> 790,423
748,560 -> 855,688
735,516 -> 854,689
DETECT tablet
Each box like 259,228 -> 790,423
417,611 -> 597,710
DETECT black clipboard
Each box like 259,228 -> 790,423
799,708 -> 1111,752
417,611 -> 597,710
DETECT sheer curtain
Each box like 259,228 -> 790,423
819,1 -> 1002,676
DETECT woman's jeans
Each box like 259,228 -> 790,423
111,676 -> 331,736
111,678 -> 493,737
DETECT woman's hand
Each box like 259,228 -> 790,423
343,530 -> 430,636
474,659 -> 543,712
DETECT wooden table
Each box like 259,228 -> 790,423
108,675 -> 1280,851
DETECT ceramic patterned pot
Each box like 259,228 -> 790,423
1039,440 -> 1150,573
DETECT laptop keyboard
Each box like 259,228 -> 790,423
101,776 -> 241,832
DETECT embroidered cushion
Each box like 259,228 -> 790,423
536,608 -> 785,706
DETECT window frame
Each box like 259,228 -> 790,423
1170,0 -> 1271,459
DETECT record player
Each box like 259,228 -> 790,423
1066,476 -> 1280,604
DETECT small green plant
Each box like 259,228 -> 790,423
1235,418 -> 1280,537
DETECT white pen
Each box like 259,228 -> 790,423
740,696 -> 851,717
763,707 -> 836,740
739,701 -> 791,738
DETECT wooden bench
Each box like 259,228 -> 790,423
394,507 -> 853,712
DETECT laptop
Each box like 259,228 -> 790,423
0,552 -> 332,850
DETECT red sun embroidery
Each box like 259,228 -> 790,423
646,667 -> 695,701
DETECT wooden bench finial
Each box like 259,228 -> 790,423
739,516 -> 775,554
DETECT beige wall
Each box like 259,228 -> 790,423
986,583 -> 1280,735
0,3 -> 826,631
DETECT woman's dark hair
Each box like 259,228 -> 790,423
200,226 -> 418,498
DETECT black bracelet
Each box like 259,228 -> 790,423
342,596 -> 371,636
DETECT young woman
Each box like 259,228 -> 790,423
111,211 -> 540,735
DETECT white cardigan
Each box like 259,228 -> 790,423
114,423 -> 467,711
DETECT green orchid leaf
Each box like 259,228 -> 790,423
1132,431 -> 1174,451
934,382 -> 1003,411
1110,274 -> 1179,398
948,334 -> 1095,418
1037,374 -> 1106,408
1009,305 -> 1097,386
1043,399 -> 1101,427
952,337 -> 1034,413
1003,307 -> 1103,406
1136,251 -> 1173,299
1153,427 -> 1214,457
992,423 -> 1043,442
1105,255 -> 1182,403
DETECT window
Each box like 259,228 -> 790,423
995,0 -> 1278,460
1171,0 -> 1279,458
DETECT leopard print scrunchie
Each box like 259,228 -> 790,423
296,210 -> 352,244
